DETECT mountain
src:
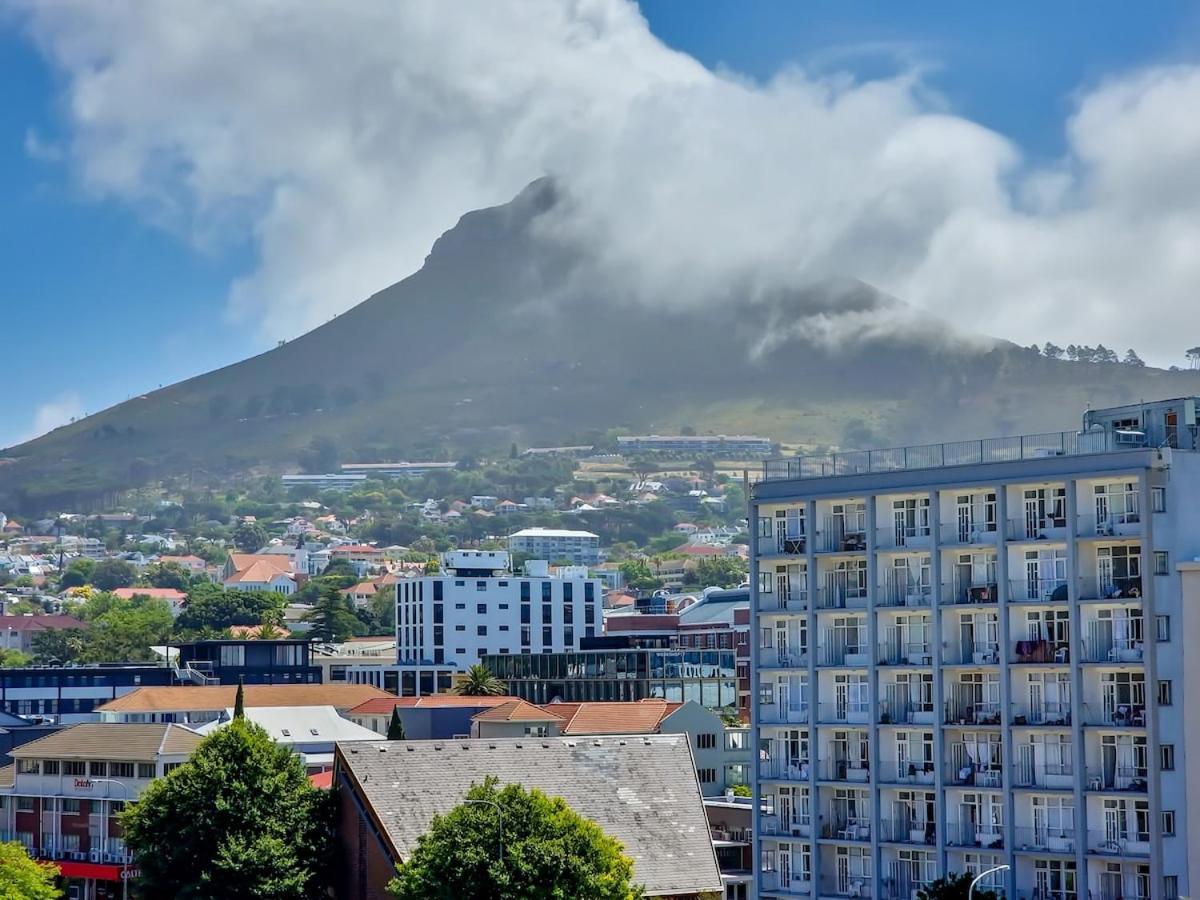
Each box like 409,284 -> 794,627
2,179 -> 1196,513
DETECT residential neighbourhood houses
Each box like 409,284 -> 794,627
8,407 -> 1200,898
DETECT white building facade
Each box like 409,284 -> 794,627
397,551 -> 603,668
507,528 -> 600,566
751,399 -> 1200,900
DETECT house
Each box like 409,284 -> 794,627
222,553 -> 298,595
346,695 -> 521,740
0,614 -> 87,655
195,705 -> 383,772
111,587 -> 187,617
332,734 -> 723,900
174,638 -> 321,685
341,580 -> 380,609
95,683 -> 393,726
156,554 -> 207,574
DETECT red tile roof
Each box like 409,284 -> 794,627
310,770 -> 334,790
347,695 -> 520,716
0,614 -> 87,633
542,699 -> 684,736
471,699 -> 565,723
112,588 -> 186,601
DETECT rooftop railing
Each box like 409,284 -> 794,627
760,427 -> 1148,484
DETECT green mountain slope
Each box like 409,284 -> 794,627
3,179 -> 1196,513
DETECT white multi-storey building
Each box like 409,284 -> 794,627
396,551 -> 602,668
507,528 -> 600,566
751,398 -> 1200,900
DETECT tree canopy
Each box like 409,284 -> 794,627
89,558 -> 136,591
301,587 -> 361,642
452,664 -> 507,696
233,521 -> 268,553
0,840 -> 61,900
916,872 -> 1001,900
692,556 -> 747,589
121,719 -> 331,900
389,777 -> 642,900
176,583 -> 285,632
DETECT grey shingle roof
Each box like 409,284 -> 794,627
337,734 -> 722,897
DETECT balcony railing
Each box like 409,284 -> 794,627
878,576 -> 934,608
758,647 -> 809,668
1077,513 -> 1141,538
942,580 -> 999,606
1012,760 -> 1073,788
819,814 -> 871,841
878,696 -> 934,725
876,524 -> 931,551
758,703 -> 810,725
818,641 -> 872,667
1077,576 -> 1142,602
876,759 -> 936,784
1081,702 -> 1145,727
878,639 -> 933,666
816,584 -> 869,610
818,874 -> 874,899
817,702 -> 871,725
1085,765 -> 1148,793
1008,578 -> 1069,603
759,427 -> 1140,483
772,532 -> 809,555
1012,826 -> 1076,854
1011,638 -> 1070,664
759,591 -> 810,614
1087,829 -> 1151,856
945,699 -> 1002,726
944,819 -> 1004,849
878,817 -> 936,845
940,521 -> 999,546
1010,703 -> 1071,726
944,640 -> 1001,666
820,758 -> 871,783
759,758 -> 811,781
1080,634 -> 1144,664
760,871 -> 813,895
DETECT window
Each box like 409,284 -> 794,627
62,799 -> 81,814
1152,487 -> 1166,512
137,763 -> 155,779
542,626 -> 553,646
455,624 -> 466,631
1158,680 -> 1173,705
89,761 -> 108,777
542,605 -> 552,624
697,768 -> 717,784
520,626 -> 531,646
64,761 -> 85,777
219,645 -> 245,667
476,625 -> 487,636
17,760 -> 40,774
696,733 -> 717,750
1162,810 -> 1176,836
476,580 -> 486,591
163,762 -> 183,775
564,626 -> 574,646
455,603 -> 466,610
1156,615 -> 1171,642
1154,551 -> 1169,575
1164,876 -> 1179,900
1160,744 -> 1175,770
520,604 -> 531,624
477,603 -> 487,614
42,760 -> 59,775
17,797 -> 35,812
110,762 -> 134,778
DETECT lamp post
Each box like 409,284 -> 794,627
88,778 -> 131,900
463,798 -> 504,864
968,863 -> 1009,900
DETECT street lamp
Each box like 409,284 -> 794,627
88,778 -> 131,900
463,798 -> 504,864
968,863 -> 1009,900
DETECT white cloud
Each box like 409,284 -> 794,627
9,1 -> 1200,364
15,393 -> 84,445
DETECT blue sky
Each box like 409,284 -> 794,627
1,2 -> 1198,447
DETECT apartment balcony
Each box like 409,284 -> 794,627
941,580 -> 999,606
759,702 -> 811,726
817,642 -> 871,667
877,576 -> 933,609
877,630 -> 932,665
878,817 -> 936,846
1081,702 -> 1145,728
944,762 -> 1003,788
815,585 -> 868,611
1008,578 -> 1069,603
759,812 -> 812,839
1077,576 -> 1142,603
770,532 -> 809,556
1010,703 -> 1071,727
759,647 -> 810,668
760,590 -> 810,615
759,757 -> 811,782
944,819 -> 1004,850
1088,870 -> 1152,900
1080,634 -> 1143,664
816,702 -> 871,726
1086,829 -> 1150,858
818,874 -> 873,899
819,813 -> 871,842
760,871 -> 813,897
1084,765 -> 1148,793
875,525 -> 931,551
819,757 -> 871,784
817,527 -> 867,554
1005,517 -> 1069,542
878,696 -> 934,726
1011,638 -> 1070,665
875,759 -> 935,785
1077,513 -> 1141,539
1012,826 -> 1076,854
940,517 -> 1000,543
943,640 -> 1000,666
944,699 -> 1003,726
1011,759 -> 1073,789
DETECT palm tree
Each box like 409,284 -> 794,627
452,664 -> 507,696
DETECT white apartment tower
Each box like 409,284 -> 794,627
396,551 -> 602,669
752,398 -> 1200,900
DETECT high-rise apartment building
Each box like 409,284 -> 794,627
751,398 -> 1200,900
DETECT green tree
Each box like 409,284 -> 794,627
916,872 -> 1000,900
0,839 -> 61,899
387,707 -> 406,740
233,678 -> 246,720
617,559 -> 661,592
176,584 -> 284,632
452,664 -> 507,696
233,521 -> 268,553
90,558 -> 136,591
301,588 -> 360,643
144,561 -> 191,590
0,648 -> 32,668
80,596 -> 173,663
693,556 -> 748,589
59,558 -> 95,589
30,628 -> 87,665
121,720 -> 331,900
389,778 -> 642,900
